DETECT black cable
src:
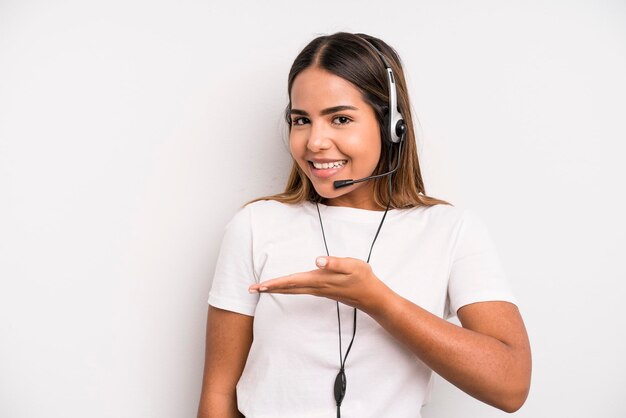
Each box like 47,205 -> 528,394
315,138 -> 400,417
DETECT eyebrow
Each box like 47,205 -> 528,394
289,105 -> 359,117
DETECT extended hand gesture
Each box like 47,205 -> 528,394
248,256 -> 390,313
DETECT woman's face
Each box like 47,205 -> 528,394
289,66 -> 382,210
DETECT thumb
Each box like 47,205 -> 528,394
315,256 -> 356,274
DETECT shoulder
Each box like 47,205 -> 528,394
408,203 -> 491,244
243,199 -> 305,216
239,199 -> 310,227
426,205 -> 501,259
415,202 -> 468,226
219,200 -> 306,245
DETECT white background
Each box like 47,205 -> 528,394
1,0 -> 625,417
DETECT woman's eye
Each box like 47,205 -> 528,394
333,116 -> 351,125
292,117 -> 309,126
291,116 -> 351,126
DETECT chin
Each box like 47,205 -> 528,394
311,180 -> 362,201
312,185 -> 343,199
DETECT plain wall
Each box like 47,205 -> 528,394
1,0 -> 625,417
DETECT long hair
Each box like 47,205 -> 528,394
248,32 -> 452,209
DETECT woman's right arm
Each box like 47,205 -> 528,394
197,305 -> 254,418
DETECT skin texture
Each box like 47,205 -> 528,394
197,306 -> 251,418
198,66 -> 532,416
289,66 -> 383,210
248,257 -> 531,412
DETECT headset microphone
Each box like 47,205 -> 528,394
333,48 -> 407,189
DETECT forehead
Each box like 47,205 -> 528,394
290,66 -> 365,109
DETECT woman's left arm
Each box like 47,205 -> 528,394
368,288 -> 531,413
249,256 -> 532,413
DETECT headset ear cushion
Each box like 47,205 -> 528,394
395,120 -> 407,141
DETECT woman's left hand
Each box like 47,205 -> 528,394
247,256 -> 390,313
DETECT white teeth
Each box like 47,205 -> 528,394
312,160 -> 347,169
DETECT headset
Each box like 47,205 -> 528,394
327,37 -> 408,417
333,38 -> 408,189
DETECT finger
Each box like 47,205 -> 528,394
315,256 -> 362,274
255,286 -> 322,295
248,271 -> 319,293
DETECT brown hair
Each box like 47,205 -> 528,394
247,32 -> 452,209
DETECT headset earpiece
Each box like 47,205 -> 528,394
396,120 -> 407,140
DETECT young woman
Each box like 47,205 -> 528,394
198,32 -> 531,418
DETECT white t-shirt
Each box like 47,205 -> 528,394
208,199 -> 517,418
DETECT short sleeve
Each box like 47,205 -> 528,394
207,205 -> 259,316
445,209 -> 517,319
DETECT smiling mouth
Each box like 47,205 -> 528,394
308,160 -> 348,170
307,160 -> 348,179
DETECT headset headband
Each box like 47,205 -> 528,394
360,39 -> 407,144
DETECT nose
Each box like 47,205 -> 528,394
306,120 -> 332,152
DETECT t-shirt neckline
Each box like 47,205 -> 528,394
301,200 -> 416,223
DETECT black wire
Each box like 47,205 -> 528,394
314,137 -> 400,417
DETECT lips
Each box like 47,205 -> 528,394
307,160 -> 347,179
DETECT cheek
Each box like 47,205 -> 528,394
288,132 -> 303,157
341,132 -> 381,164
288,133 -> 309,168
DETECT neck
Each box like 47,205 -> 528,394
322,198 -> 387,211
